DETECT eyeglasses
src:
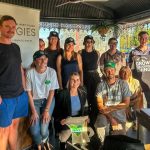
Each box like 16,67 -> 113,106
109,42 -> 117,45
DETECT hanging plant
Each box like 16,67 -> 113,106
91,21 -> 120,37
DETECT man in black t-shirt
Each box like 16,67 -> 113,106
0,15 -> 28,150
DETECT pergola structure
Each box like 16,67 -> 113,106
0,0 -> 150,24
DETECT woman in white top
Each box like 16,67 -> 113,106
26,50 -> 59,150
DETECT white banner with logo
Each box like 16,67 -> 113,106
0,2 -> 40,68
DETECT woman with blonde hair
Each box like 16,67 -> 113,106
119,66 -> 143,130
57,37 -> 83,89
26,50 -> 59,149
54,72 -> 88,149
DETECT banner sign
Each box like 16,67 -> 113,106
0,2 -> 40,68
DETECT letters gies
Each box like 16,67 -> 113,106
16,27 -> 36,36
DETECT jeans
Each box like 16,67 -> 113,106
30,98 -> 55,145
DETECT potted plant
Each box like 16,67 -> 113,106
91,21 -> 120,37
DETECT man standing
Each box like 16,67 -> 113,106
129,31 -> 150,108
94,61 -> 130,142
0,15 -> 28,150
100,37 -> 126,77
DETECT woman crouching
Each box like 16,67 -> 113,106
55,72 -> 88,150
26,50 -> 59,149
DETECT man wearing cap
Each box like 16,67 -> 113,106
0,15 -> 28,150
100,37 -> 126,77
56,37 -> 83,89
44,31 -> 63,70
80,35 -> 101,130
26,50 -> 59,149
94,61 -> 130,143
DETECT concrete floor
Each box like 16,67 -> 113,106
126,122 -> 150,149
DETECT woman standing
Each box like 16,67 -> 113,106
55,72 -> 88,150
45,31 -> 63,70
80,35 -> 101,129
26,50 -> 59,150
57,37 -> 83,89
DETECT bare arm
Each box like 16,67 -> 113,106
21,65 -> 26,89
109,97 -> 130,112
56,55 -> 63,89
27,91 -> 39,125
0,95 -> 2,104
77,53 -> 83,86
97,96 -> 115,123
42,90 -> 54,123
99,53 -> 105,76
27,91 -> 36,114
97,96 -> 130,124
45,90 -> 54,111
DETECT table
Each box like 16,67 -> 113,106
136,109 -> 150,139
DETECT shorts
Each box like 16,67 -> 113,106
0,91 -> 28,127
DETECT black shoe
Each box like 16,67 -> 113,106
60,142 -> 66,150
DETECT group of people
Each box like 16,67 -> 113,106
0,15 -> 150,150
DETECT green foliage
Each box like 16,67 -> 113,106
120,24 -> 150,52
91,21 -> 119,33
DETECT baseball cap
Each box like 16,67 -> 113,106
84,35 -> 94,41
47,31 -> 59,39
104,61 -> 116,68
65,37 -> 76,45
83,35 -> 95,44
33,50 -> 48,60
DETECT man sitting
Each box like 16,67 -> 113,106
94,61 -> 131,143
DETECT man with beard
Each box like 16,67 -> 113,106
94,61 -> 130,143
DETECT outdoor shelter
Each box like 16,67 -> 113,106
0,0 -> 150,24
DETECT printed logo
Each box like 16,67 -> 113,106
45,80 -> 51,85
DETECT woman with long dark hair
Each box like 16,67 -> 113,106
44,31 -> 63,70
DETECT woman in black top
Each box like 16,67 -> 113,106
57,37 -> 83,89
54,72 -> 88,149
44,31 -> 63,70
80,35 -> 101,129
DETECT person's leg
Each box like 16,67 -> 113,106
59,129 -> 71,150
94,114 -> 110,143
8,118 -> 20,150
0,98 -> 16,150
30,100 -> 42,147
0,127 -> 9,150
41,98 -> 55,141
41,98 -> 55,149
8,91 -> 28,150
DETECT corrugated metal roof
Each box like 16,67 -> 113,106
0,0 -> 150,23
